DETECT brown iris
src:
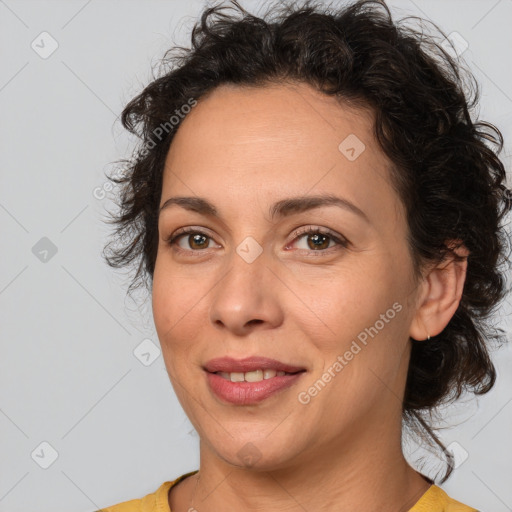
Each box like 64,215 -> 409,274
306,233 -> 330,250
188,233 -> 209,250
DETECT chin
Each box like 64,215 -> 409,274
207,433 -> 308,473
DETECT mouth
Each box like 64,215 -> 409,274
203,356 -> 306,405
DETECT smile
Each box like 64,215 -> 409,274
205,371 -> 305,405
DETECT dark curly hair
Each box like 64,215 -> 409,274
102,0 -> 512,483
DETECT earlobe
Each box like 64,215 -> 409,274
409,241 -> 469,341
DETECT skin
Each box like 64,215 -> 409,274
151,81 -> 468,511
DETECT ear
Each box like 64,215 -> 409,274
409,240 -> 469,341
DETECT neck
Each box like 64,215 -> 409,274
182,428 -> 431,512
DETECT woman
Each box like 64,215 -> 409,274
99,0 -> 511,510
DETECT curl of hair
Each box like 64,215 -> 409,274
102,0 -> 512,483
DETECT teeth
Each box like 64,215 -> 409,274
230,372 -> 245,382
244,369 -> 263,382
263,369 -> 277,379
217,369 -> 290,382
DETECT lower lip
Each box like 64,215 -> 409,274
205,371 -> 305,405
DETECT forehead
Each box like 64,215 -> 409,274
168,81 -> 376,157
161,81 -> 402,227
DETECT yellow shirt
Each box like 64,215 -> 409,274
97,470 -> 479,512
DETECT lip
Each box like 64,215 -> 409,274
203,356 -> 305,373
205,372 -> 305,405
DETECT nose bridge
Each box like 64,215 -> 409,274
217,237 -> 268,303
209,237 -> 283,332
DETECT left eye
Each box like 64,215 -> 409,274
289,228 -> 348,252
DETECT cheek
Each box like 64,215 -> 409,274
152,260 -> 212,362
152,262 -> 192,352
296,259 -> 411,395
151,263 -> 172,337
300,265 -> 394,341
152,256 -> 191,327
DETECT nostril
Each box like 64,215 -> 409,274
246,319 -> 264,326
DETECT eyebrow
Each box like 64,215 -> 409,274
159,194 -> 370,223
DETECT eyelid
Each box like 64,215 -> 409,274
165,225 -> 215,242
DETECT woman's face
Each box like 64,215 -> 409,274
152,82 -> 422,470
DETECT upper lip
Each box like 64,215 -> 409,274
204,356 -> 306,374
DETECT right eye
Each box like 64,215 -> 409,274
166,227 -> 218,252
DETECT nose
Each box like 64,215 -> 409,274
209,248 -> 285,336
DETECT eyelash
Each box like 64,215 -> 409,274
165,226 -> 349,255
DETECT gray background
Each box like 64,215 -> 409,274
0,1 -> 511,511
